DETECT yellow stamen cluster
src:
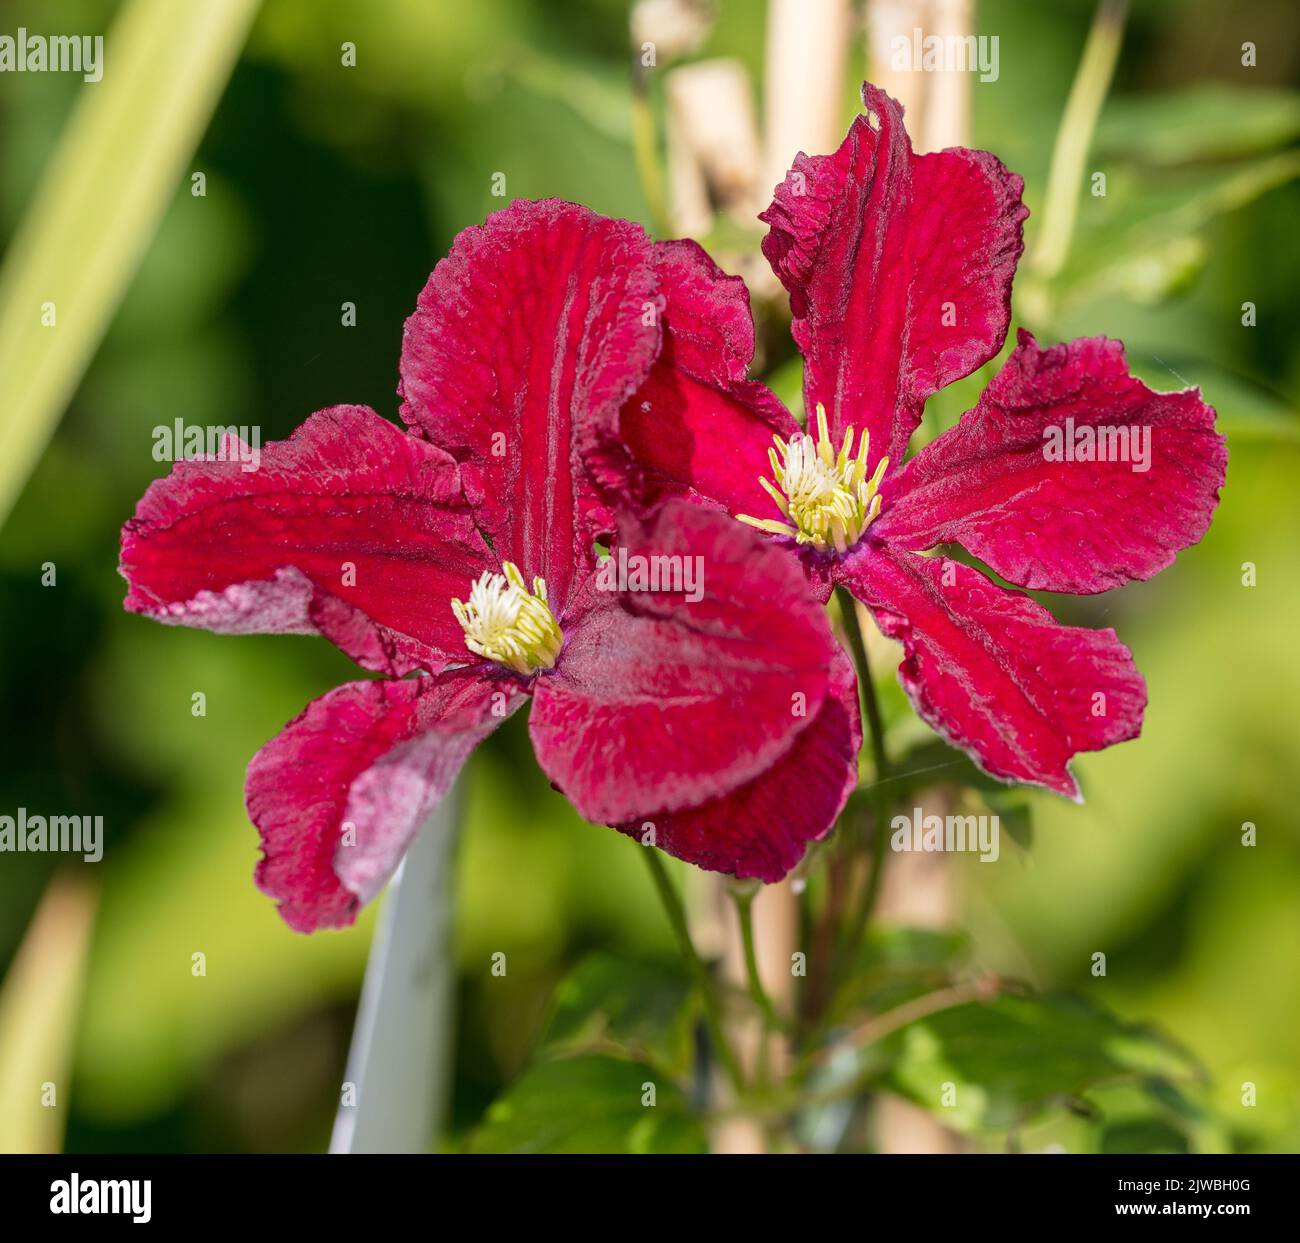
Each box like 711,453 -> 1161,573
451,562 -> 563,675
737,405 -> 888,552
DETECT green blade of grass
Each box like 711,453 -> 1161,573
0,873 -> 99,1153
0,0 -> 260,526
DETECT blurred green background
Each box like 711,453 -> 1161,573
0,0 -> 1297,1153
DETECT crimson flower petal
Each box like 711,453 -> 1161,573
874,331 -> 1227,594
591,239 -> 800,523
619,646 -> 861,882
120,405 -> 489,676
760,83 -> 1027,471
529,501 -> 837,824
643,239 -> 758,385
398,199 -> 659,615
839,544 -> 1145,798
248,669 -> 525,932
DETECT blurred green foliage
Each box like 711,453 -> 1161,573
0,0 -> 1297,1152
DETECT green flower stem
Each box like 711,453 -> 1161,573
734,887 -> 784,1034
836,587 -> 889,781
1030,0 -> 1129,282
833,586 -> 893,967
641,848 -> 745,1096
720,977 -> 1000,1123
630,69 -> 671,238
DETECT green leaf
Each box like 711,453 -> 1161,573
877,992 -> 1201,1134
1045,151 -> 1300,313
860,926 -> 971,972
541,953 -> 695,1072
830,925 -> 970,1023
1097,85 -> 1300,167
879,736 -> 1055,851
1099,1116 -> 1189,1154
466,1055 -> 707,1154
1084,1079 -> 1229,1155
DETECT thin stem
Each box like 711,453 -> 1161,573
838,976 -> 995,1056
734,888 -> 783,1033
1030,0 -> 1129,281
845,786 -> 891,952
630,68 -> 671,238
836,587 -> 888,781
720,977 -> 1001,1123
833,587 -> 893,968
641,848 -> 745,1095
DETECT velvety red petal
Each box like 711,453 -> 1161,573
248,669 -> 525,932
529,501 -> 837,824
839,543 -> 1146,798
619,646 -> 861,882
590,240 -> 800,523
645,239 -> 759,386
760,82 -> 1027,471
120,405 -> 490,676
398,199 -> 659,615
874,330 -> 1228,593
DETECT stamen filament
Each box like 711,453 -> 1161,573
735,404 -> 888,552
451,561 -> 563,675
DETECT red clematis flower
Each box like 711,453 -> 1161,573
119,200 -> 861,931
590,84 -> 1227,799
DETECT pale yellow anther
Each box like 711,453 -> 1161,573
451,561 -> 563,675
736,403 -> 888,553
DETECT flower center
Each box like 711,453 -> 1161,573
737,404 -> 888,552
451,562 -> 563,675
